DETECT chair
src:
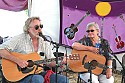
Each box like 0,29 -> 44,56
77,73 -> 82,83
77,73 -> 86,83
121,54 -> 125,83
0,64 -> 8,83
122,54 -> 125,65
77,59 -> 117,83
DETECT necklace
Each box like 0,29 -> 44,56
91,37 -> 101,47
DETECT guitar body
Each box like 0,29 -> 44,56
64,27 -> 77,40
68,50 -> 106,75
115,36 -> 124,49
2,52 -> 42,82
117,41 -> 124,49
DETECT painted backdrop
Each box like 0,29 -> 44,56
61,0 -> 125,53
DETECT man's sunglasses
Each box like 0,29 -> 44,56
34,24 -> 43,30
86,30 -> 94,33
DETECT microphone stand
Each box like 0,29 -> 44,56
53,42 -> 59,83
50,41 -> 72,83
39,33 -> 72,83
87,62 -> 93,83
84,61 -> 96,83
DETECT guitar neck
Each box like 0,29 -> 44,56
97,63 -> 107,70
73,15 -> 87,28
72,11 -> 90,29
34,57 -> 63,65
112,24 -> 118,36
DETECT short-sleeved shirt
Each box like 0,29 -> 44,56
0,33 -> 55,59
77,36 -> 113,65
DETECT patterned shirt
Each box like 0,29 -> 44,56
0,33 -> 55,59
77,36 -> 113,64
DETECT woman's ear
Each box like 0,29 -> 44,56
97,29 -> 100,36
97,29 -> 99,32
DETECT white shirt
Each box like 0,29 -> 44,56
0,33 -> 55,59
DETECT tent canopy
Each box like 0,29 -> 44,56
63,0 -> 125,17
0,0 -> 28,11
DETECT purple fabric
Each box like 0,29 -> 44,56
61,0 -> 125,53
63,0 -> 125,17
0,0 -> 28,11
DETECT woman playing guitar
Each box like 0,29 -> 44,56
71,22 -> 114,83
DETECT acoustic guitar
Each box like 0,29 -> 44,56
1,52 -> 63,82
68,49 -> 107,75
64,10 -> 90,40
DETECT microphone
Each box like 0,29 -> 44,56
39,52 -> 44,56
39,32 -> 47,41
84,60 -> 97,70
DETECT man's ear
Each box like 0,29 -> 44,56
27,28 -> 30,33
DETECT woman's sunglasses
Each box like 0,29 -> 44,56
86,30 -> 94,33
34,24 -> 43,30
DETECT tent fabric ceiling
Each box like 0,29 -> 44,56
0,0 -> 124,15
0,0 -> 28,11
63,0 -> 125,17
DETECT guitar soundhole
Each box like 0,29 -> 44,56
69,54 -> 80,60
21,67 -> 35,74
17,65 -> 34,74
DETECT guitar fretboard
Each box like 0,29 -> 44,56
34,57 -> 63,64
97,63 -> 107,70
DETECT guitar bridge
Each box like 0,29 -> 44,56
69,54 -> 80,60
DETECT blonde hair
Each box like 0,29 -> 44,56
86,22 -> 99,30
23,17 -> 41,33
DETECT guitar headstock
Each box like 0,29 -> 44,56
119,14 -> 125,22
86,10 -> 91,16
112,24 -> 116,29
119,14 -> 124,19
69,54 -> 80,60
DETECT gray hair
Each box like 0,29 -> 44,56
86,22 -> 100,30
23,17 -> 41,33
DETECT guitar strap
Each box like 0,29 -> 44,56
44,70 -> 54,83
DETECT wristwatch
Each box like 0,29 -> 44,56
107,65 -> 112,69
